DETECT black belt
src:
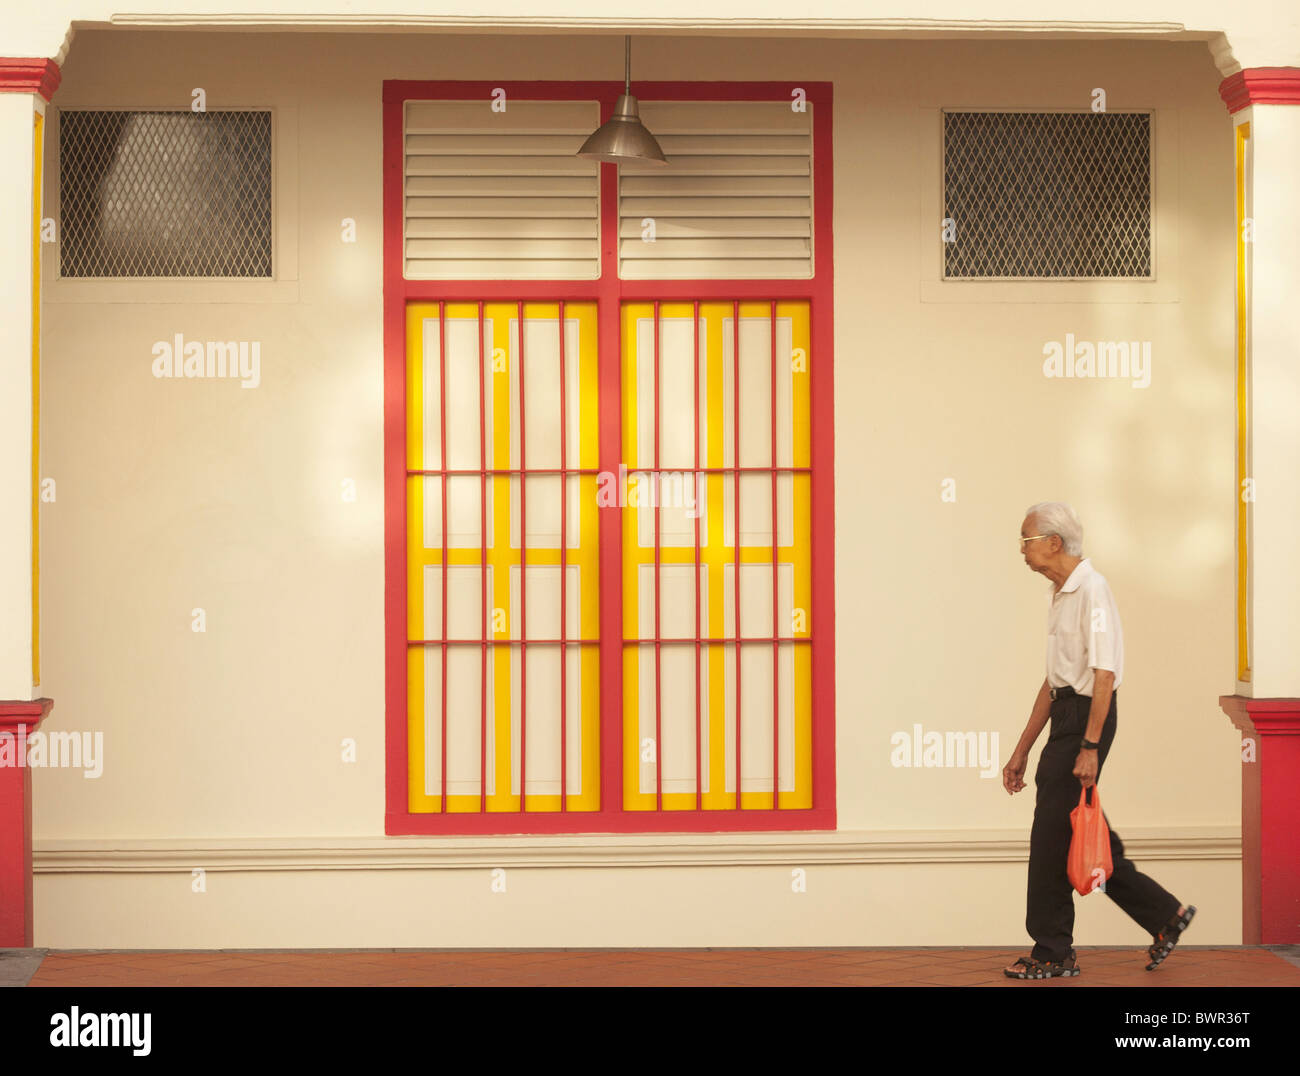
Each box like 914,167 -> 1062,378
1050,685 -> 1084,700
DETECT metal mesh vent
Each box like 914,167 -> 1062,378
59,110 -> 272,278
943,112 -> 1151,279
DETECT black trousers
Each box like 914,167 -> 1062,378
1027,688 -> 1181,963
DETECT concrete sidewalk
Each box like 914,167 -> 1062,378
4,946 -> 1299,987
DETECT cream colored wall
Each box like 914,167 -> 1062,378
33,29 -> 1241,947
0,94 -> 39,700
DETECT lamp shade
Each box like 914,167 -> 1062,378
576,94 -> 667,165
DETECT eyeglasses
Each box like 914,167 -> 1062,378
1019,534 -> 1054,549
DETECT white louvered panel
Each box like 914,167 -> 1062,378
621,176 -> 810,197
406,101 -> 596,134
621,238 -> 809,259
405,134 -> 592,155
407,239 -> 596,259
636,102 -> 810,133
404,100 -> 600,280
412,259 -> 595,279
620,196 -> 810,218
406,176 -> 593,198
617,218 -> 810,239
406,197 -> 595,218
619,102 -> 814,280
626,259 -> 812,278
625,154 -> 809,177
408,155 -> 597,176
409,219 -> 597,240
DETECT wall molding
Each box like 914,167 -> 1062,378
1208,32 -> 1241,79
106,16 -> 1187,34
34,828 -> 1239,873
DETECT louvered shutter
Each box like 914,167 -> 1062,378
404,101 -> 600,279
618,102 -> 813,279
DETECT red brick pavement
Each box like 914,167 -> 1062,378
15,946 -> 1300,987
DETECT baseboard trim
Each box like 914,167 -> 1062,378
33,828 -> 1240,873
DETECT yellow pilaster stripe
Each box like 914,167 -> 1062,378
32,111 -> 43,686
1234,122 -> 1251,683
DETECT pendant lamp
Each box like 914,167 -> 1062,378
577,36 -> 667,166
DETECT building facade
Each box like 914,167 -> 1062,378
1,2 -> 1297,948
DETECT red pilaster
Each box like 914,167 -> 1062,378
0,699 -> 53,947
1220,696 -> 1300,944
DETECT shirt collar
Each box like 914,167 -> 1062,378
1048,557 -> 1092,596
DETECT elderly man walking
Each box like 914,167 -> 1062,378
1002,502 -> 1195,979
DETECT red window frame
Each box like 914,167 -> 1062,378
383,79 -> 835,834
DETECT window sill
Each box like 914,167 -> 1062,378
45,280 -> 301,304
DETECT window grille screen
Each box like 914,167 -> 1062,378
58,110 -> 272,278
942,111 -> 1151,279
619,301 -> 813,809
406,301 -> 602,812
404,299 -> 815,817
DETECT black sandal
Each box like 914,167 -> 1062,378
1003,950 -> 1080,979
1146,904 -> 1196,970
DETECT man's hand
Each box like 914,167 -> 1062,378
1005,679 -> 1052,797
1003,751 -> 1029,795
1073,749 -> 1099,788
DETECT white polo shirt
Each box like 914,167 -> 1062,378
1046,558 -> 1124,695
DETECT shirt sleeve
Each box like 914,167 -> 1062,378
1083,577 -> 1122,673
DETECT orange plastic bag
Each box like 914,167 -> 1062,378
1068,786 -> 1114,896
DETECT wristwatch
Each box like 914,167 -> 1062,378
1080,738 -> 1101,751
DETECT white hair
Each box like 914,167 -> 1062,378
1024,502 -> 1083,557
